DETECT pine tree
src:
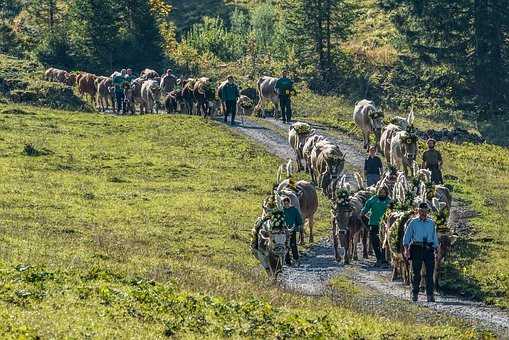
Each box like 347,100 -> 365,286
280,0 -> 355,86
68,0 -> 119,72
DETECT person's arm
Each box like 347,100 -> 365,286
235,85 -> 240,98
438,151 -> 443,168
219,85 -> 225,100
361,196 -> 373,216
431,222 -> 439,249
364,159 -> 368,177
421,151 -> 427,169
275,79 -> 281,93
295,208 -> 303,229
403,220 -> 414,258
377,157 -> 383,176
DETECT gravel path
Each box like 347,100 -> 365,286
223,116 -> 509,336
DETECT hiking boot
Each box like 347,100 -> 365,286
427,295 -> 435,302
372,260 -> 383,268
412,293 -> 418,302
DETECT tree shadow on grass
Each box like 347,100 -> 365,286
477,115 -> 509,147
439,238 -> 487,302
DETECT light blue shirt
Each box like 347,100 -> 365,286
403,217 -> 439,248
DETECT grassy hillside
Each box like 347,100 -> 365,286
290,88 -> 509,308
0,104 -> 481,337
0,54 -> 87,110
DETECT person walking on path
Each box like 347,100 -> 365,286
361,186 -> 392,267
282,196 -> 303,266
220,75 -> 240,125
275,70 -> 295,124
403,202 -> 439,302
112,69 -> 127,114
422,138 -> 444,184
364,145 -> 383,186
160,69 -> 177,96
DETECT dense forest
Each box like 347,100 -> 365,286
1,0 -> 508,121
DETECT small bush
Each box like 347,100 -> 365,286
23,143 -> 51,157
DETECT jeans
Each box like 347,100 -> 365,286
410,244 -> 435,296
285,230 -> 299,263
115,90 -> 124,114
366,173 -> 381,187
279,95 -> 292,122
224,100 -> 236,123
369,224 -> 384,262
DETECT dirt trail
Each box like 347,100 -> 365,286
224,116 -> 509,337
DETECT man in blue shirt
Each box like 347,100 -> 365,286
403,202 -> 439,302
282,196 -> 303,266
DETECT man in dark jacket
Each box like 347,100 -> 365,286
422,138 -> 443,184
220,75 -> 240,125
282,196 -> 303,265
275,70 -> 295,124
160,69 -> 177,95
364,145 -> 383,186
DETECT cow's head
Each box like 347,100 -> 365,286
331,191 -> 353,253
368,107 -> 384,139
326,155 -> 345,181
401,132 -> 418,164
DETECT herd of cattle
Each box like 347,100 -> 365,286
267,108 -> 455,289
43,67 -> 289,118
45,66 -> 454,288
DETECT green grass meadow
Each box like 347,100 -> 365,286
0,104 -> 483,338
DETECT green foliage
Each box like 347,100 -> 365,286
67,0 -> 118,72
185,17 -> 240,62
33,29 -> 75,70
379,0 -> 509,116
250,3 -> 277,52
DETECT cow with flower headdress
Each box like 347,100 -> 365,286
380,108 -> 418,176
288,122 -> 315,172
330,175 -> 373,264
250,194 -> 294,277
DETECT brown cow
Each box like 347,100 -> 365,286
193,77 -> 211,117
277,179 -> 318,244
78,73 -> 98,103
331,176 -> 372,263
125,78 -> 147,114
96,77 -> 114,112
